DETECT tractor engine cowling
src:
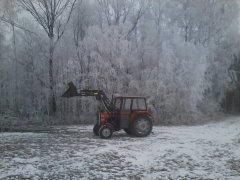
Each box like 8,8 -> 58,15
99,112 -> 109,124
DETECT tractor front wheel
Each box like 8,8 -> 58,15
93,124 -> 100,136
99,125 -> 113,139
132,117 -> 152,137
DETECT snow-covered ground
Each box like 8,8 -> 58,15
0,117 -> 240,180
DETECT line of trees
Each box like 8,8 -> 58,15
0,0 -> 240,125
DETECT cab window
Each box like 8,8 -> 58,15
132,98 -> 146,110
122,98 -> 131,110
114,98 -> 121,110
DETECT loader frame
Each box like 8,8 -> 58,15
62,82 -> 115,112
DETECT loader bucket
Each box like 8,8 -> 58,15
62,82 -> 78,97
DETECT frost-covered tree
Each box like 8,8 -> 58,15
19,0 -> 77,115
0,0 -> 240,125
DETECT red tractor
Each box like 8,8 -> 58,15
62,82 -> 153,139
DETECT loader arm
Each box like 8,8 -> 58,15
62,82 -> 115,112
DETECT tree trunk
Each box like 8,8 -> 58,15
11,23 -> 19,113
49,37 -> 56,114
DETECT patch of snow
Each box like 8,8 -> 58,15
0,116 -> 240,179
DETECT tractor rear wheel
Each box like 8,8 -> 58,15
93,124 -> 100,136
132,116 -> 152,137
99,125 -> 113,139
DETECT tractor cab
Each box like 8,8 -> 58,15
114,96 -> 147,111
113,96 -> 148,128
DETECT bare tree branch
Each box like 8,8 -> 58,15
126,5 -> 144,39
0,16 -> 38,35
54,0 -> 77,46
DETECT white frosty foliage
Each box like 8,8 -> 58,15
0,0 -> 239,123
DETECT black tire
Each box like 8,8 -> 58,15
124,129 -> 132,135
132,116 -> 152,137
99,125 -> 113,139
93,124 -> 100,136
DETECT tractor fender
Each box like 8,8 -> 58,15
103,122 -> 115,130
130,111 -> 153,123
